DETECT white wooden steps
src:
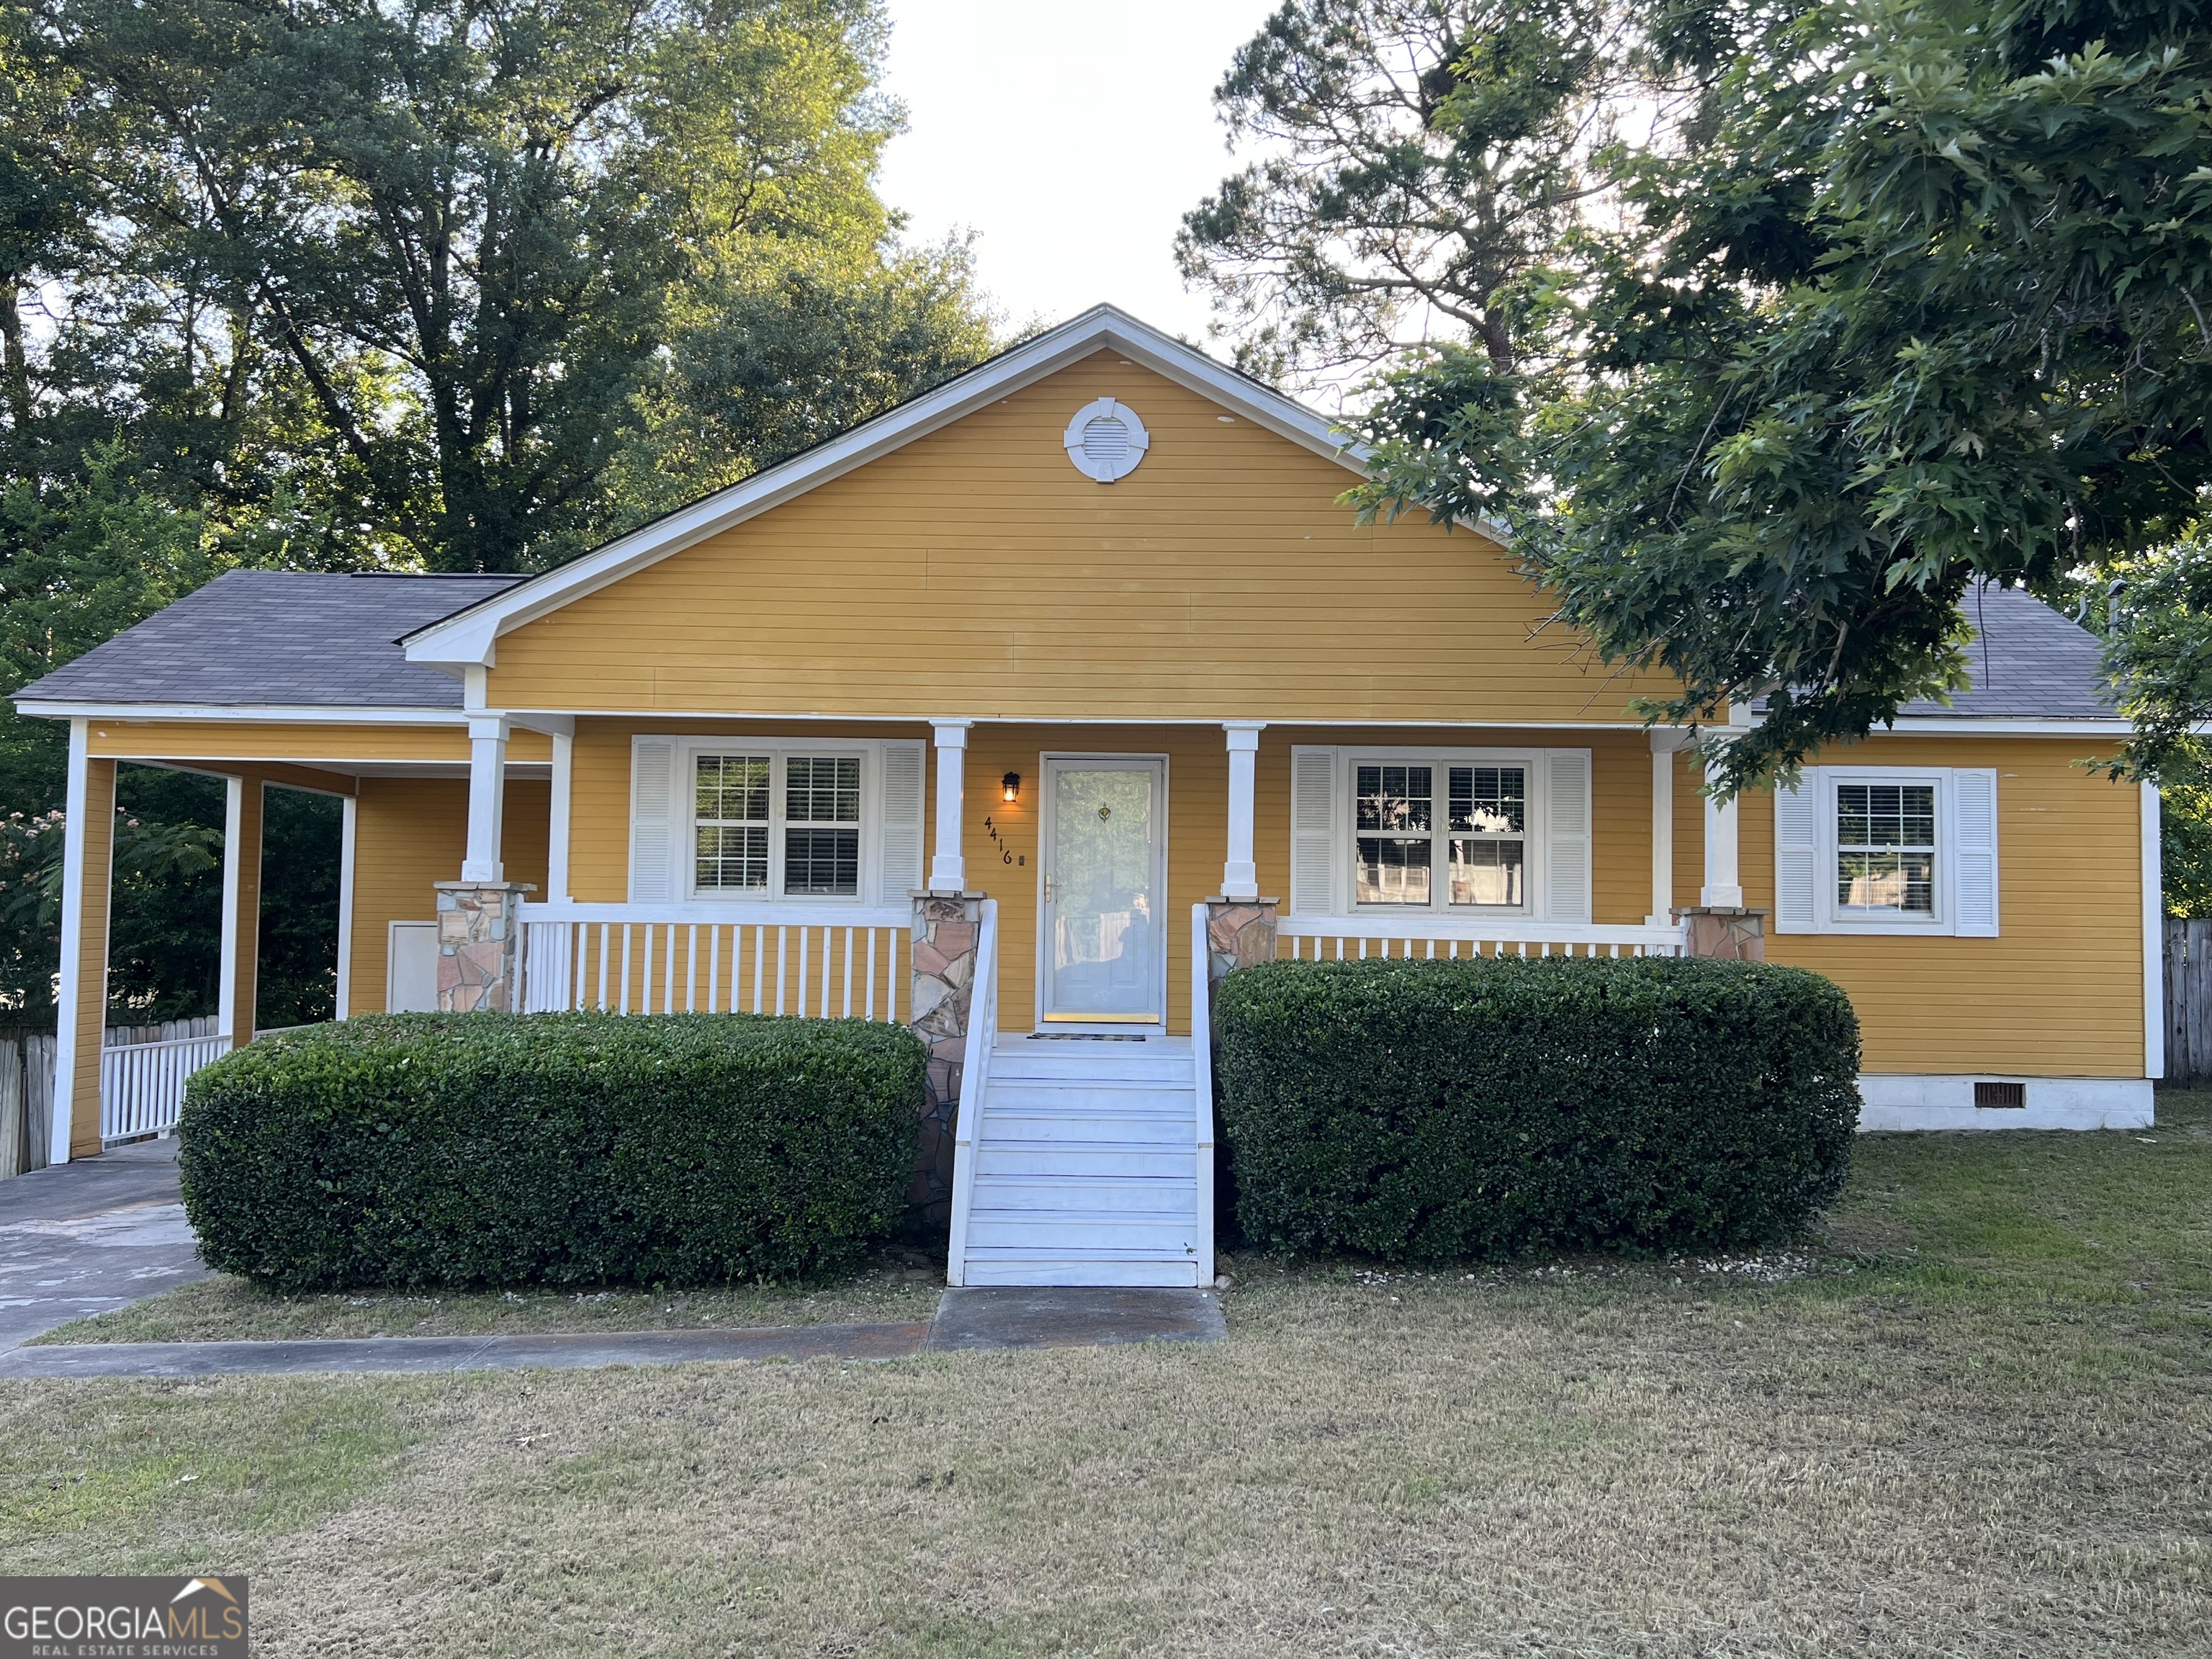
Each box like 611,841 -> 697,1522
952,1037 -> 1205,1287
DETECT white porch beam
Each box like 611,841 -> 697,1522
929,721 -> 972,890
1701,752 -> 1745,909
462,713 -> 509,881
1221,721 -> 1265,900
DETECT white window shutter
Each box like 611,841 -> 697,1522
1773,774 -> 1819,934
1290,747 -> 1337,914
878,741 -> 925,902
1545,752 -> 1591,922
629,737 -> 680,902
1951,768 -> 2000,936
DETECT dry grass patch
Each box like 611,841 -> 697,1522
4,1092 -> 2208,1655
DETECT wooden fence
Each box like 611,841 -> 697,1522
0,1016 -> 222,1179
2163,918 -> 2212,1084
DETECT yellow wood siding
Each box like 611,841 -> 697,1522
487,353 -> 1673,724
345,777 -> 548,1014
86,721 -> 549,765
1674,737 -> 2144,1076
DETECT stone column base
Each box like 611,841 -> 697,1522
1675,906 -> 1768,962
1203,897 -> 1280,992
908,890 -> 985,1229
435,881 -> 536,1011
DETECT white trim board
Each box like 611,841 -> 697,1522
399,305 -> 1509,670
17,702 -> 469,724
1856,1074 -> 2153,1132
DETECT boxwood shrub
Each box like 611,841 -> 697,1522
179,1012 -> 927,1290
1213,957 -> 1859,1261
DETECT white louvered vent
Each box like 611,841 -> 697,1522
629,737 -> 679,902
878,742 -> 925,902
1773,776 -> 1819,933
1081,415 -> 1130,466
1063,397 -> 1151,482
1951,768 -> 2000,936
1290,747 -> 1336,914
1544,752 -> 1591,922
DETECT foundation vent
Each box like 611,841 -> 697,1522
1974,1080 -> 2027,1110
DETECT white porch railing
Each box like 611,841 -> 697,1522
1190,906 -> 1217,1285
942,899 -> 1000,1288
517,902 -> 912,1019
101,1020 -> 229,1141
1277,916 -> 1686,961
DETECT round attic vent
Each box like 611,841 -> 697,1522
1064,397 -> 1150,483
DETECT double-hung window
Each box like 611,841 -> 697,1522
1352,760 -> 1528,910
1835,781 -> 1936,917
692,751 -> 864,900
1774,765 -> 1998,937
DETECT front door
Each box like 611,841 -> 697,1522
1040,757 -> 1166,1026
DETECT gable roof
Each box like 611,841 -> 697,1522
399,305 -> 1386,669
12,570 -> 524,712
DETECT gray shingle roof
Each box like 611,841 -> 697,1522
1750,583 -> 2116,721
10,570 -> 526,709
1899,583 -> 2115,718
10,567 -> 2115,721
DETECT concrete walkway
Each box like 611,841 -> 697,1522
0,1138 -> 209,1349
0,1290 -> 1228,1376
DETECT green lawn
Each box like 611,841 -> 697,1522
4,1094 -> 2208,1657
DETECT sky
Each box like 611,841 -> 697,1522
874,0 -> 1284,351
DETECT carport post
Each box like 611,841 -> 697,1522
50,719 -> 116,1161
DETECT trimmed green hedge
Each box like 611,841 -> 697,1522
1214,957 -> 1859,1260
179,1012 -> 926,1290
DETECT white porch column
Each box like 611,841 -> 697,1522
1701,752 -> 1745,909
1220,721 -> 1264,900
335,793 -> 357,1018
1648,731 -> 1679,927
547,727 -> 574,902
929,720 -> 971,890
216,774 -> 264,1047
50,719 -> 114,1164
462,713 -> 509,881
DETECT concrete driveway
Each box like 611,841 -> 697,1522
0,1138 -> 209,1349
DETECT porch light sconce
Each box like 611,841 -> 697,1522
1002,772 -> 1022,805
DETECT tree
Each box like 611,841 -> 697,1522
32,0 -> 992,572
1327,0 -> 2212,794
1177,0 -> 1679,380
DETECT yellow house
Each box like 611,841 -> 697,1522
12,307 -> 2159,1286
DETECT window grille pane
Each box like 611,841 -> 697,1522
696,824 -> 768,890
1448,766 -> 1525,834
1838,850 -> 1933,912
786,756 -> 861,824
1837,783 -> 1934,850
1356,837 -> 1431,904
696,755 -> 769,822
785,828 -> 860,895
1449,837 -> 1524,906
1355,765 -> 1431,832
1837,781 -> 1937,912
